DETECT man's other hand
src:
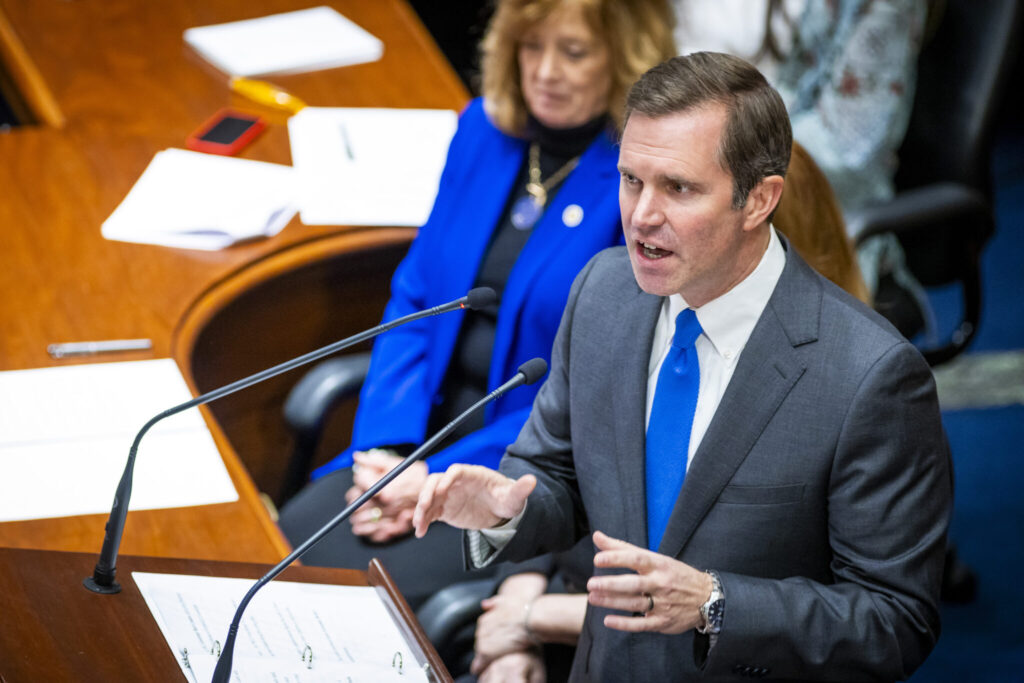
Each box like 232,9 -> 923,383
587,530 -> 712,634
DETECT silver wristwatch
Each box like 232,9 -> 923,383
697,570 -> 724,635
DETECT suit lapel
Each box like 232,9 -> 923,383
610,285 -> 662,548
657,245 -> 822,558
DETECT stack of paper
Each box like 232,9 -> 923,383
184,6 -> 384,77
135,573 -> 429,682
101,148 -> 297,250
288,106 -> 457,226
0,359 -> 237,522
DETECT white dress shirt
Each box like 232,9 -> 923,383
647,227 -> 786,467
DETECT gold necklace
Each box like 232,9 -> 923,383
511,143 -> 581,230
524,142 -> 580,207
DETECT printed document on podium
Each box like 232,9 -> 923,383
134,572 -> 428,682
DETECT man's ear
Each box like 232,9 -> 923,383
742,175 -> 785,232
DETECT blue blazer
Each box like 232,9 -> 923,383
313,98 -> 623,478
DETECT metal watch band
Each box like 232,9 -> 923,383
697,570 -> 724,635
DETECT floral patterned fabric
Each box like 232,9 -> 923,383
776,0 -> 928,215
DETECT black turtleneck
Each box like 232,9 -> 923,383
425,113 -> 613,444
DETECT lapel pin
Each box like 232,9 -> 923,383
562,204 -> 584,228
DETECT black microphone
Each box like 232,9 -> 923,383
83,287 -> 496,595
211,358 -> 547,683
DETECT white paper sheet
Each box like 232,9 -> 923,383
184,6 -> 384,77
0,359 -> 238,522
102,149 -> 297,251
134,572 -> 428,682
288,107 -> 457,227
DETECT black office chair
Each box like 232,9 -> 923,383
416,577 -> 497,675
848,0 -> 1023,366
280,352 -> 372,502
848,0 -> 1023,604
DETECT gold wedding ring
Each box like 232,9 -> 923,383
369,506 -> 383,523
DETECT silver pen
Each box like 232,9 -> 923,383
339,123 -> 355,160
47,339 -> 153,359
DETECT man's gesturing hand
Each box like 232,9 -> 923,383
412,464 -> 536,537
586,531 -> 712,634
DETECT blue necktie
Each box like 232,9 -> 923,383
645,308 -> 703,551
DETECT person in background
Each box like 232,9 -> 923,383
774,142 -> 870,303
461,140 -> 870,683
672,0 -> 927,321
278,0 -> 676,610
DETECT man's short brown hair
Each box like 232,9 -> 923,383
624,52 -> 793,211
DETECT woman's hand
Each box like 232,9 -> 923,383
348,504 -> 415,542
347,450 -> 428,541
478,651 -> 546,683
471,573 -> 547,675
352,450 -> 428,513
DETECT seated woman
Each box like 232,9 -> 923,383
464,141 -> 870,683
278,0 -> 676,610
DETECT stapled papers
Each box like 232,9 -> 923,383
101,148 -> 297,250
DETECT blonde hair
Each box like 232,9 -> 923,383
775,142 -> 871,303
480,0 -> 677,135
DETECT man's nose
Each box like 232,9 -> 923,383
631,189 -> 664,229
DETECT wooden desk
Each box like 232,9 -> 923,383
0,549 -> 452,682
0,0 -> 468,561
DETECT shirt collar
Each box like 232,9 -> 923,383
666,226 -> 786,361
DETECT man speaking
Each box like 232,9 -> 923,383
414,52 -> 951,682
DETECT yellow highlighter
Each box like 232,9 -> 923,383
229,76 -> 307,114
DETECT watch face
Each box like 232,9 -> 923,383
707,599 -> 725,632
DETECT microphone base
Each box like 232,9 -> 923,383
83,576 -> 122,594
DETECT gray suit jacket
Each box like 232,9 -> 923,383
492,243 -> 952,682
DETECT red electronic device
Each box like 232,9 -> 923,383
186,109 -> 265,155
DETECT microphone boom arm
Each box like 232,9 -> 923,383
84,288 -> 496,595
210,358 -> 546,682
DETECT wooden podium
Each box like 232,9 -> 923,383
0,548 -> 451,682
